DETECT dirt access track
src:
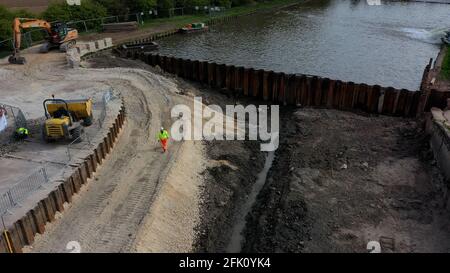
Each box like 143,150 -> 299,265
0,46 -> 208,252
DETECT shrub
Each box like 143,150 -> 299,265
43,0 -> 108,22
213,0 -> 232,8
442,46 -> 450,80
43,0 -> 108,32
185,0 -> 210,8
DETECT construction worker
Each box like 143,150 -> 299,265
157,127 -> 170,153
14,127 -> 29,140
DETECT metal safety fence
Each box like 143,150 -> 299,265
0,167 -> 49,217
66,89 -> 113,163
0,28 -> 47,56
0,89 -> 114,217
97,88 -> 112,129
0,104 -> 27,145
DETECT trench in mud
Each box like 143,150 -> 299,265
226,151 -> 275,253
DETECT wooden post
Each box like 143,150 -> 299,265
243,68 -> 250,96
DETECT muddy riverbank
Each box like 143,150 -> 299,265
242,108 -> 450,253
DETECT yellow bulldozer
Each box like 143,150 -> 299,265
42,97 -> 93,143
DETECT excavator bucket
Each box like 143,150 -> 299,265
8,55 -> 26,65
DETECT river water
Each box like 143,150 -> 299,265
155,0 -> 450,90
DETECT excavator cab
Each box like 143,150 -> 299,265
41,22 -> 77,53
42,97 -> 93,143
49,22 -> 68,43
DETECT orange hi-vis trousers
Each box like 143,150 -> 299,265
160,138 -> 168,152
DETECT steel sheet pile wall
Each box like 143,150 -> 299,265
131,52 -> 425,117
0,103 -> 126,253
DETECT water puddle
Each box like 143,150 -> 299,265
226,151 -> 275,253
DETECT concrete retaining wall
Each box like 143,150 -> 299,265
67,38 -> 114,68
0,103 -> 126,253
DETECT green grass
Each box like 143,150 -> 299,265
441,46 -> 450,80
141,0 -> 300,29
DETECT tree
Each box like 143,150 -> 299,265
0,6 -> 38,51
158,0 -> 175,9
213,0 -> 232,8
94,0 -> 126,15
43,0 -> 108,22
133,0 -> 158,11
185,0 -> 209,8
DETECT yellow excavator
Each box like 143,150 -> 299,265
9,18 -> 78,65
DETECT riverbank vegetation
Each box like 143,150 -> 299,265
442,46 -> 450,79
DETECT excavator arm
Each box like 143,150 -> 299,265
9,18 -> 52,64
12,18 -> 52,53
9,18 -> 78,65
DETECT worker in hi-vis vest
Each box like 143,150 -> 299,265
15,127 -> 29,140
157,127 -> 170,152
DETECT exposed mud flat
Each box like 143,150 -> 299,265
242,108 -> 450,253
193,140 -> 264,252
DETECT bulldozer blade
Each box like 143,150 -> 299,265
8,55 -> 26,65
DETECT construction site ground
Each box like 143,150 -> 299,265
0,49 -> 210,252
0,47 -> 122,227
22,54 -> 267,252
1,42 -> 450,252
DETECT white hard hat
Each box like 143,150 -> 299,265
161,127 -> 164,130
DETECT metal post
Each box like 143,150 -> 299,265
67,146 -> 72,162
8,106 -> 18,130
26,32 -> 32,47
1,215 -> 6,230
42,168 -> 49,183
7,191 -> 15,207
